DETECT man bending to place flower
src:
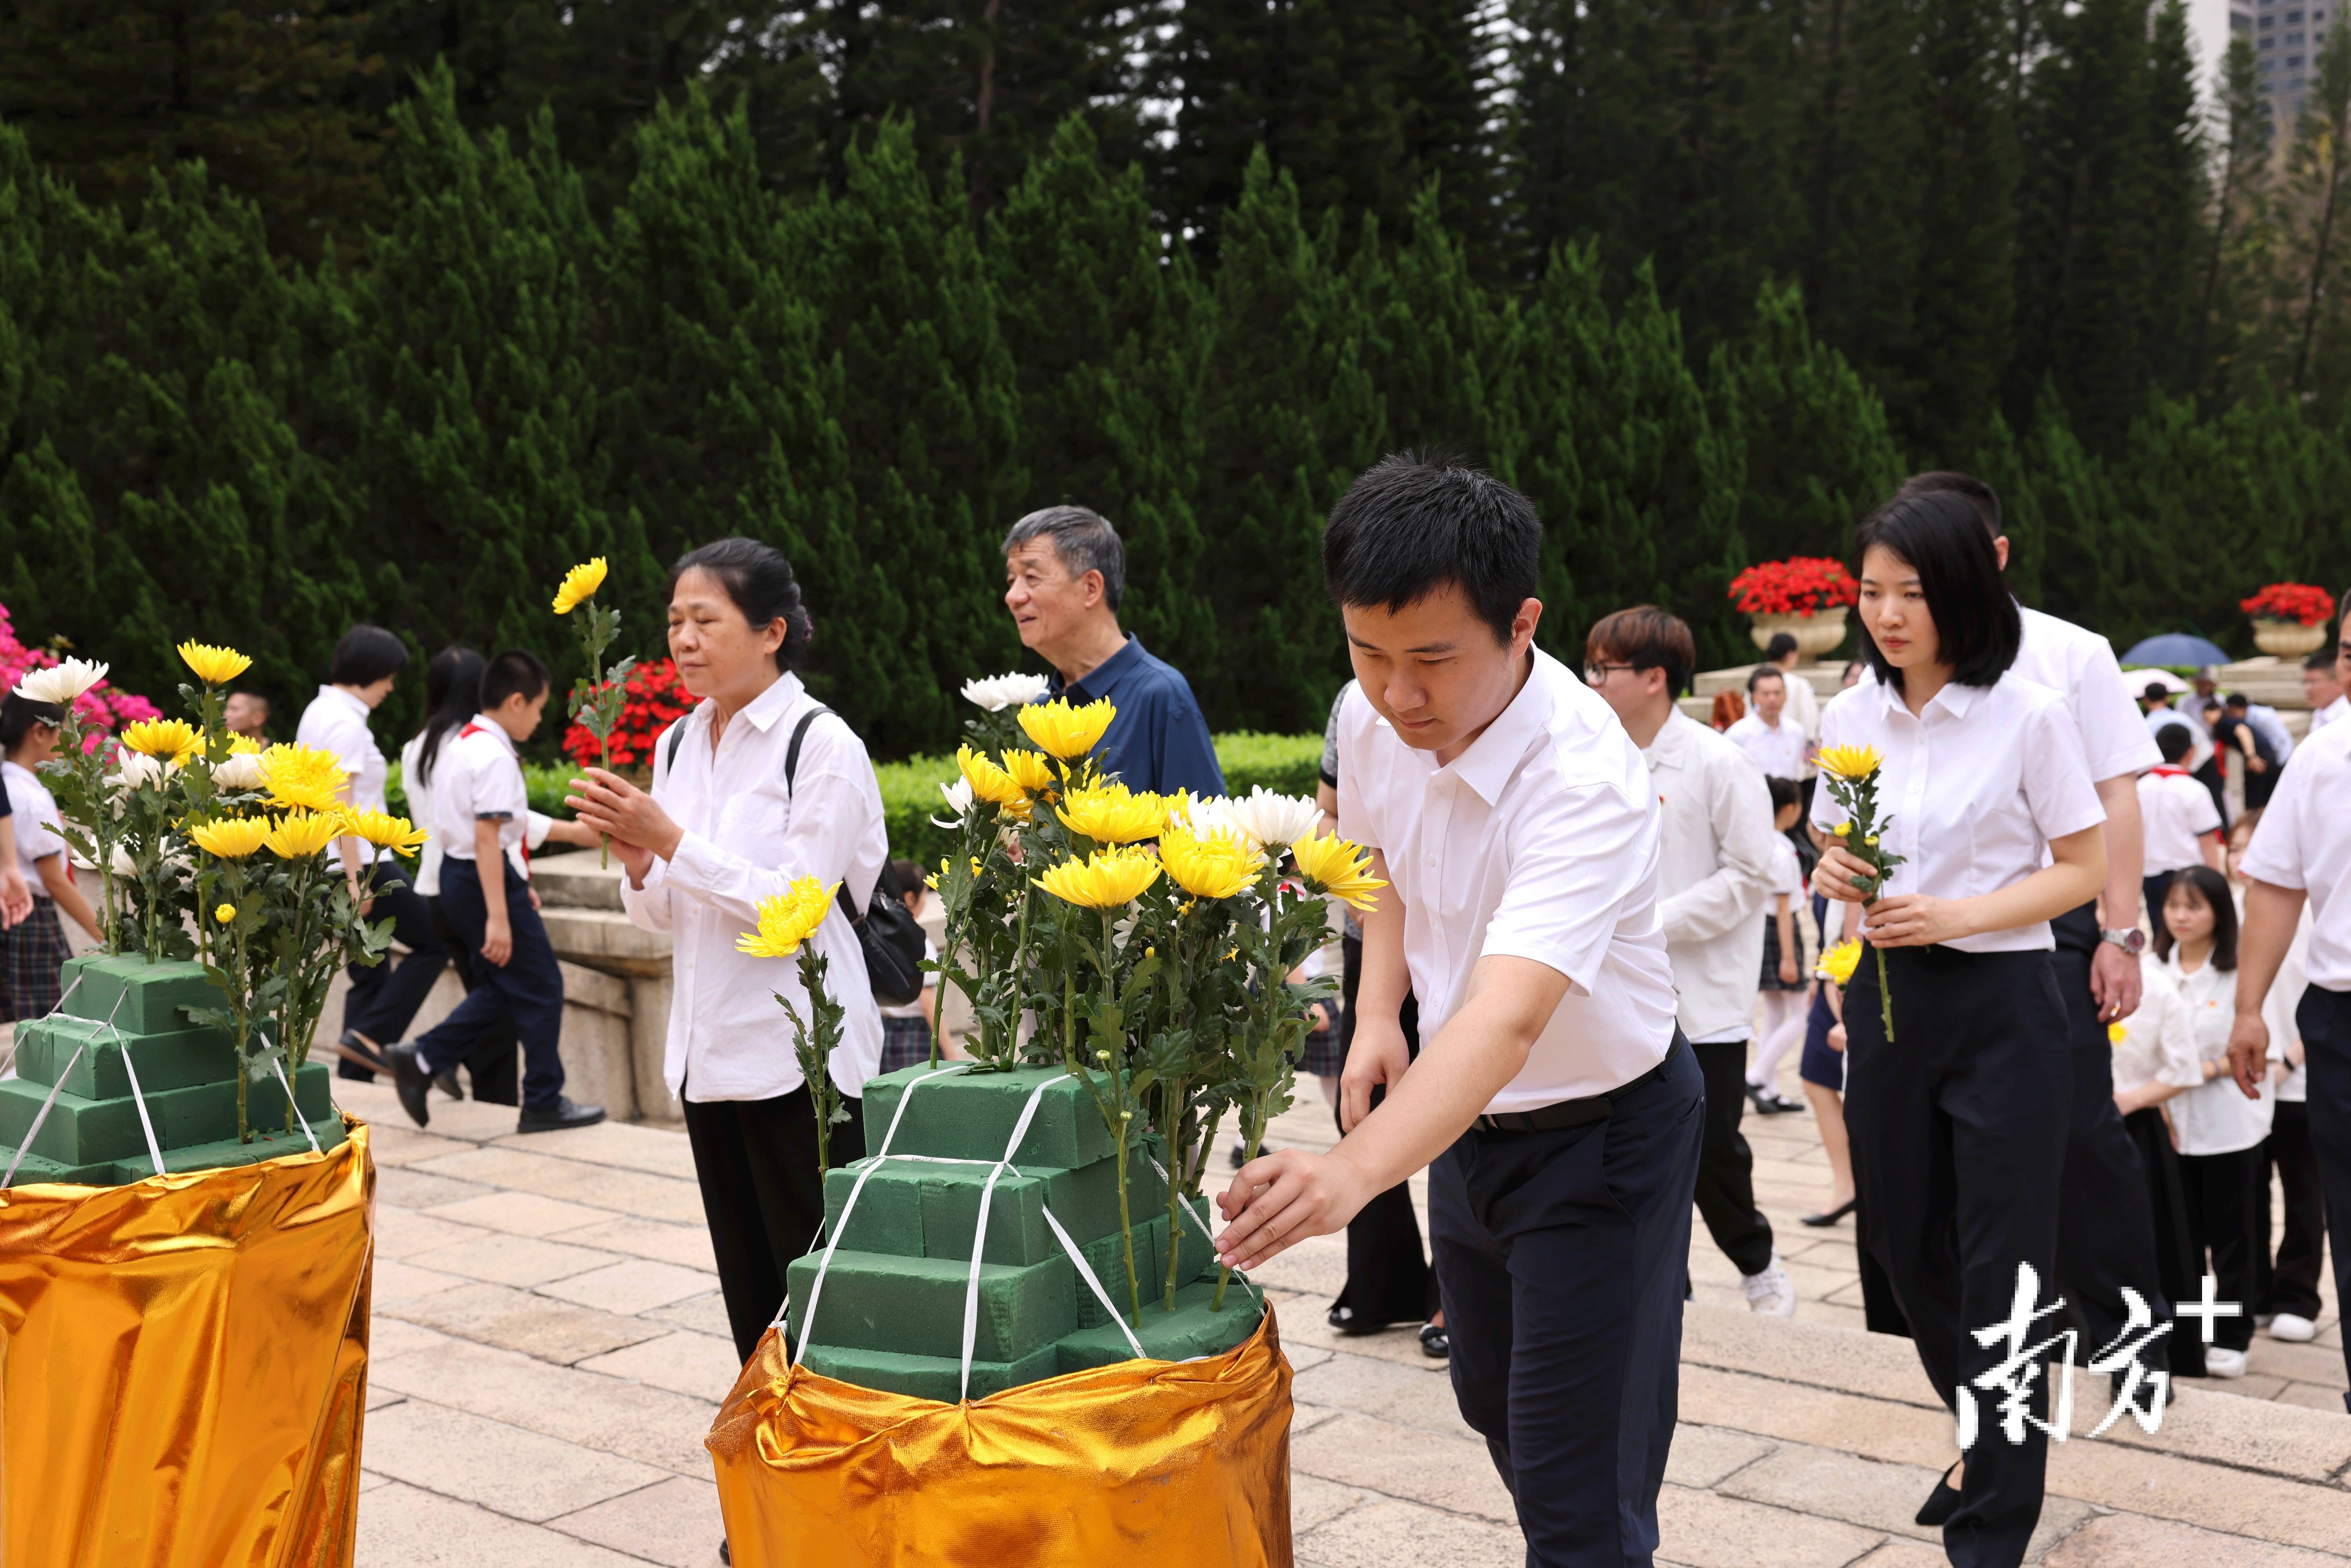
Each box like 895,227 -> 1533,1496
1214,456 -> 1701,1568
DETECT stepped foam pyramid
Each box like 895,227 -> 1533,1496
0,954 -> 345,1186
784,1062 -> 1265,1401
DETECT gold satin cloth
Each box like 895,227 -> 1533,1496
709,1304 -> 1294,1567
0,1119 -> 374,1568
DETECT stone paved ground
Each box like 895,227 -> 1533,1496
342,1053 -> 2351,1568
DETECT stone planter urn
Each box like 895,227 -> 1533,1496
2251,619 -> 2328,658
1748,606 -> 1850,659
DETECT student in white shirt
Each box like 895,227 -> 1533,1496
1750,778 -> 1811,1111
1585,606 -> 1794,1318
0,695 -> 100,1019
2139,722 -> 2222,923
1725,664 -> 1806,781
2301,648 -> 2345,733
2103,956 -> 2210,1377
1811,490 -> 2107,1563
1213,458 -> 1700,1565
1759,629 -> 1821,785
1890,471 -> 2175,1428
567,537 -> 888,1375
385,651 -> 604,1136
2224,698 -> 2351,1411
298,624 -> 449,1083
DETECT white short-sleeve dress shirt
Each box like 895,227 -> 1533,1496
298,684 -> 390,865
1809,672 -> 2106,953
399,730 -> 554,896
2137,767 -> 2222,875
1335,650 -> 1678,1111
619,672 -> 888,1104
2,760 -> 65,873
2240,718 -> 2351,990
2109,964 -> 2202,1100
431,716 -> 531,861
2013,608 -> 2162,784
1724,712 -> 1806,780
2162,955 -> 2281,1156
1641,711 -> 1776,1043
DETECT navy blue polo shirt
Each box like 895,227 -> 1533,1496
1051,635 -> 1226,799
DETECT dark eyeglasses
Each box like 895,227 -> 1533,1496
1583,663 -> 1639,685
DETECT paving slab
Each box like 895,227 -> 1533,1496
1290,1412 -> 1517,1525
548,1475 -> 726,1568
427,1190 -> 620,1238
643,1292 -> 735,1341
363,1401 -> 669,1522
408,1234 -> 625,1289
356,1479 -> 651,1568
493,1119 -> 701,1181
414,1145 -> 707,1222
1291,1346 -> 1478,1438
370,1334 -> 720,1476
577,1331 -> 746,1403
2037,1511 -> 2351,1566
1652,1486 -> 1886,1568
383,1281 -> 669,1365
538,1258 -> 721,1316
1298,1498 -> 1525,1568
377,1166 -> 498,1210
552,1216 -> 720,1272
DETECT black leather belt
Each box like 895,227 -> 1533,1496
1472,1030 -> 1688,1133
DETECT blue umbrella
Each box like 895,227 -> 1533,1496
2119,633 -> 2234,670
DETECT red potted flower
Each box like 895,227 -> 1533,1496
2240,583 -> 2336,658
564,657 -> 695,779
1728,557 -> 1860,658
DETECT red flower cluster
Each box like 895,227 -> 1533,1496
563,657 -> 694,767
1728,557 -> 1859,617
0,602 -> 157,752
2239,582 -> 2336,627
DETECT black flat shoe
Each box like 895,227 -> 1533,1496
384,1043 -> 433,1128
1801,1198 -> 1858,1227
1915,1461 -> 1962,1526
433,1067 -> 465,1100
1327,1301 -> 1389,1337
1419,1322 -> 1449,1358
1746,1085 -> 1801,1114
719,1541 -> 730,1564
516,1096 -> 606,1133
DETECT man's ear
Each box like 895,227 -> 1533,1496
1081,570 -> 1106,610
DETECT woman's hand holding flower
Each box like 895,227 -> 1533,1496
566,767 -> 679,880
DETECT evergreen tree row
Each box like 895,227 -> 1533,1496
2,74 -> 2346,759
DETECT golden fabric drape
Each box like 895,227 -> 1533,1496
0,1119 -> 374,1568
710,1303 -> 1294,1567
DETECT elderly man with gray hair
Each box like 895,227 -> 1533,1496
1002,505 -> 1225,798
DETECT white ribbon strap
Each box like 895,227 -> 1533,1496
1040,1203 -> 1146,1361
2,985 -> 124,1189
1149,1152 -> 1258,1307
272,1058 -> 322,1154
789,1063 -> 971,1354
114,1014 -> 166,1179
0,970 -> 83,1079
959,1074 -> 1068,1402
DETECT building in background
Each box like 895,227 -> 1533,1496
2242,0 -> 2328,133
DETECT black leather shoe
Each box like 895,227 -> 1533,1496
1326,1301 -> 1386,1337
719,1540 -> 730,1564
1419,1322 -> 1449,1359
433,1067 -> 465,1100
1801,1198 -> 1859,1228
1915,1461 -> 1962,1526
516,1096 -> 606,1133
1746,1085 -> 1801,1114
384,1043 -> 433,1128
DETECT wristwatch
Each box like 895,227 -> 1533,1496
2099,928 -> 2146,956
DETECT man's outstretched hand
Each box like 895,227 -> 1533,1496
1214,1147 -> 1373,1274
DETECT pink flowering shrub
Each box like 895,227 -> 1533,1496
0,603 -> 159,750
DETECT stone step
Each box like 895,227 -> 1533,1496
1692,662 -> 1847,701
530,849 -> 624,912
861,1063 -> 1118,1172
534,905 -> 672,976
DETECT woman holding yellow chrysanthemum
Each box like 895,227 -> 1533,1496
1809,491 -> 2108,1558
566,537 -> 892,1400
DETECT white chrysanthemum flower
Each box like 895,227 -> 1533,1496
110,845 -> 137,877
113,750 -> 168,792
212,750 -> 266,790
931,776 -> 975,828
1226,786 -> 1323,850
1165,790 -> 1244,842
14,659 -> 107,706
960,672 -> 1054,713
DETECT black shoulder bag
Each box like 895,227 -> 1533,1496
666,706 -> 927,1006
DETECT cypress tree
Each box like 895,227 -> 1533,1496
2284,26 -> 2351,407
2194,36 -> 2277,403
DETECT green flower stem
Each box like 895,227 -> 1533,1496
1160,1084 -> 1187,1309
1115,1108 -> 1140,1328
1876,944 -> 1894,1040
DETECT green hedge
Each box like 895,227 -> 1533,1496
879,732 -> 1323,872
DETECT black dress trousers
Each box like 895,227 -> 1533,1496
2177,1145 -> 2265,1353
2257,1098 -> 2327,1322
1690,1038 -> 1776,1278
2292,984 -> 2351,1410
2119,1106 -> 2206,1379
684,1083 -> 868,1366
1329,934 -> 1438,1328
1843,946 -> 2070,1568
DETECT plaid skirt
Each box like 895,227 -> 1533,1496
1300,1013 -> 1342,1080
1759,911 -> 1807,992
879,1012 -> 935,1074
3,898 -> 71,1022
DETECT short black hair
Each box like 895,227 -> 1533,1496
2224,692 -> 2249,709
2307,648 -> 2339,673
1894,472 -> 2002,539
2142,681 -> 2172,704
330,624 -> 411,687
1763,631 -> 1799,663
1766,774 -> 1802,814
1585,606 -> 1696,699
0,693 -> 64,750
669,537 -> 813,672
1324,454 -> 1540,645
1852,490 -> 2021,691
1746,665 -> 1786,695
2155,722 -> 2194,763
2155,865 -> 2238,969
481,648 -> 551,710
1003,506 -> 1126,611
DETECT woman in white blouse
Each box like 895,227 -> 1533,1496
566,538 -> 888,1371
1812,492 -> 2107,1566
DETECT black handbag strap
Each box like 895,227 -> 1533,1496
663,703 -> 859,923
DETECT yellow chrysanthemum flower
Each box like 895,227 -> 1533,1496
1159,822 -> 1266,900
259,743 -> 349,812
1816,744 -> 1884,781
552,557 -> 608,615
189,816 -> 273,859
227,734 -> 262,756
265,811 -> 343,858
177,641 -> 252,687
214,904 -> 236,924
338,808 -> 430,855
1057,781 -> 1166,845
737,876 -> 838,958
1832,822 -> 1853,838
1815,939 -> 1864,987
1017,697 -> 1116,761
955,744 -> 1032,819
120,717 -> 200,766
1036,846 -> 1162,909
2107,1021 -> 2128,1045
1000,748 -> 1055,794
1291,829 -> 1385,913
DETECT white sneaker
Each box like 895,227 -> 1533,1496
2202,1347 -> 2249,1379
1742,1254 -> 1798,1318
2269,1313 -> 2318,1343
